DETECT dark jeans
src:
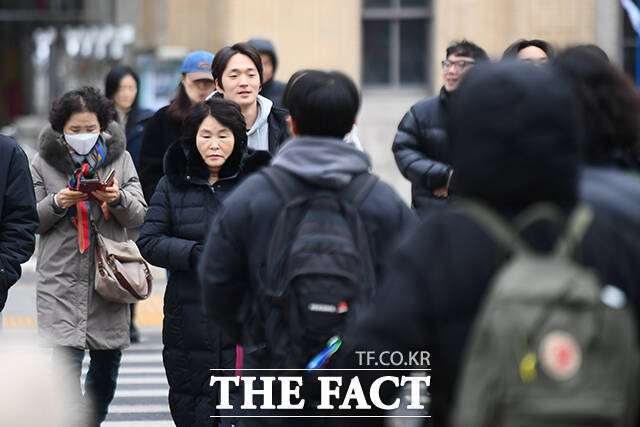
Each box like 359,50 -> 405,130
53,346 -> 122,426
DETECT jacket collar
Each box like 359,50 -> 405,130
163,138 -> 271,188
37,121 -> 126,175
439,86 -> 450,106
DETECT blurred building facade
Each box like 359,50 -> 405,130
0,0 -> 634,198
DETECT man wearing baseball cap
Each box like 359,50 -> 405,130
139,50 -> 215,201
180,50 -> 215,104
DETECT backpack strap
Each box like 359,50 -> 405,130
552,204 -> 594,259
339,173 -> 379,208
512,202 -> 565,233
455,198 -> 529,254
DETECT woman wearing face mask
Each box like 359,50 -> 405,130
138,50 -> 215,202
137,98 -> 269,426
30,86 -> 146,426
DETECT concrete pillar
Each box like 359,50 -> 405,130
596,0 -> 622,65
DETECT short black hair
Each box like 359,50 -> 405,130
502,39 -> 554,60
554,46 -> 640,169
49,86 -> 113,133
104,64 -> 140,106
182,98 -> 248,177
446,39 -> 489,62
283,70 -> 360,138
211,43 -> 263,91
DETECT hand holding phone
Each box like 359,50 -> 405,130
71,169 -> 116,202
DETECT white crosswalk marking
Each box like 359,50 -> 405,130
103,423 -> 174,427
108,404 -> 172,414
116,376 -> 167,385
115,389 -> 169,398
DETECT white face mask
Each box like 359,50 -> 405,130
64,132 -> 100,155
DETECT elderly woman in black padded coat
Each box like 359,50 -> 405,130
137,98 -> 269,426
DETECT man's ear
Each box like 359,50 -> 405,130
286,115 -> 298,137
215,79 -> 223,94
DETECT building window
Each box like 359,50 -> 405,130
362,0 -> 431,87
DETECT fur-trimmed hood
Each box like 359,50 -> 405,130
163,138 -> 271,189
37,121 -> 126,175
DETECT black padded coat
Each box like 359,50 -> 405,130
137,137 -> 270,427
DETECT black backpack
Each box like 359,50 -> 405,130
241,166 -> 379,370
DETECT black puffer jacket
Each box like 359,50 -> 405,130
265,104 -> 289,152
137,138 -> 270,427
343,63 -> 640,426
0,135 -> 38,311
392,87 -> 452,212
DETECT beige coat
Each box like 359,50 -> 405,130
30,122 -> 147,349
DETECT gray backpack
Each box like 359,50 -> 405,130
451,201 -> 640,427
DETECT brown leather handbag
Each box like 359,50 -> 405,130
92,221 -> 152,304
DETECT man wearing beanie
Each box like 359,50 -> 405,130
248,38 -> 286,107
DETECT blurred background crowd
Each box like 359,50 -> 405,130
0,0 -> 639,201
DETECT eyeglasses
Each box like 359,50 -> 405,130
441,59 -> 476,71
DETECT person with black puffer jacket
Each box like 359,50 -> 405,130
392,39 -> 488,216
0,134 -> 38,322
137,98 -> 270,427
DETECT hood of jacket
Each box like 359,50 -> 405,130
248,38 -> 278,73
271,136 -> 371,190
447,62 -> 580,211
247,95 -> 273,151
37,121 -> 126,175
163,136 -> 271,189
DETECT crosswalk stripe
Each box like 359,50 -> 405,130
103,422 -> 174,427
115,389 -> 168,398
81,353 -> 163,364
116,376 -> 167,385
84,366 -> 165,375
126,343 -> 164,351
108,404 -> 171,414
103,423 -> 174,427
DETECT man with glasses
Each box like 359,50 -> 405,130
392,40 -> 488,215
